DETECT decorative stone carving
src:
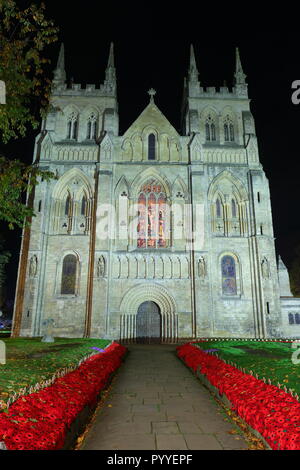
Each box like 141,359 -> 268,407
261,257 -> 270,279
198,256 -> 207,278
97,255 -> 106,278
29,255 -> 38,277
102,141 -> 111,160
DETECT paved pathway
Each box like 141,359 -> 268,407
79,344 -> 251,450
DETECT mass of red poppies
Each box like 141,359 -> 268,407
0,342 -> 127,450
177,342 -> 300,450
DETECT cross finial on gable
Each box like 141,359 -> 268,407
148,88 -> 156,102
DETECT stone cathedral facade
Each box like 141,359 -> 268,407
12,44 -> 300,341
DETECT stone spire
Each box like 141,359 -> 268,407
278,255 -> 293,297
53,43 -> 66,86
234,47 -> 246,84
234,47 -> 248,97
188,44 -> 199,83
104,42 -> 116,93
278,255 -> 286,270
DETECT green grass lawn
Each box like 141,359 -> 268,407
195,339 -> 300,397
0,337 -> 111,406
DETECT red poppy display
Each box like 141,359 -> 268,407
177,342 -> 300,450
0,342 -> 127,450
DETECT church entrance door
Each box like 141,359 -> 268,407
136,301 -> 161,344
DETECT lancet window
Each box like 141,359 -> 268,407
224,115 -> 234,142
86,113 -> 97,140
61,254 -> 77,295
221,255 -> 237,295
205,115 -> 216,141
67,111 -> 78,140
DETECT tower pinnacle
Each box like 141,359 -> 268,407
188,44 -> 199,83
234,47 -> 248,97
107,42 -> 115,68
104,42 -> 116,93
234,47 -> 246,84
53,43 -> 66,86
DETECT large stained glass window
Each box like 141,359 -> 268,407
221,255 -> 237,295
137,181 -> 167,248
61,254 -> 77,294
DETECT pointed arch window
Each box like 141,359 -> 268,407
61,254 -> 77,295
221,255 -> 237,295
81,194 -> 87,216
86,112 -> 97,140
65,193 -> 71,216
67,112 -> 78,140
148,134 -> 156,160
216,198 -> 221,217
205,115 -> 216,141
224,116 -> 234,142
230,123 -> 234,141
231,198 -> 237,218
137,180 -> 168,248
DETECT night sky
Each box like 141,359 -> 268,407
2,4 -> 300,307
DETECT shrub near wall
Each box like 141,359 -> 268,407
0,342 -> 127,450
177,342 -> 300,450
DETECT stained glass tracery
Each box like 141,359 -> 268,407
221,255 -> 237,295
137,181 -> 167,248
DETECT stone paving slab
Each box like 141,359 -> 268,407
79,344 -> 252,451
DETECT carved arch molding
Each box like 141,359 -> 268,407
119,283 -> 178,343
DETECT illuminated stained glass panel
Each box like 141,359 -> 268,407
158,194 -> 166,247
221,255 -> 237,295
147,193 -> 156,248
137,181 -> 168,249
137,194 -> 146,248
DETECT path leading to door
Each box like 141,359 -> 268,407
79,344 -> 252,450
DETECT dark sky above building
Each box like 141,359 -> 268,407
2,3 -> 300,305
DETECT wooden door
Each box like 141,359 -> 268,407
136,301 -> 161,344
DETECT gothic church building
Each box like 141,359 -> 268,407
12,44 -> 300,341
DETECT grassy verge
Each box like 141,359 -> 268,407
0,337 -> 111,406
195,339 -> 300,397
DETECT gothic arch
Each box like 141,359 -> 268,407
207,170 -> 248,202
62,103 -> 81,118
172,176 -> 188,200
81,104 -> 100,117
131,167 -> 171,199
51,168 -> 93,234
52,168 -> 93,201
200,105 -> 219,119
114,175 -> 130,198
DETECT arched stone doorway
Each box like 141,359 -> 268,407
136,301 -> 161,344
119,283 -> 178,344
